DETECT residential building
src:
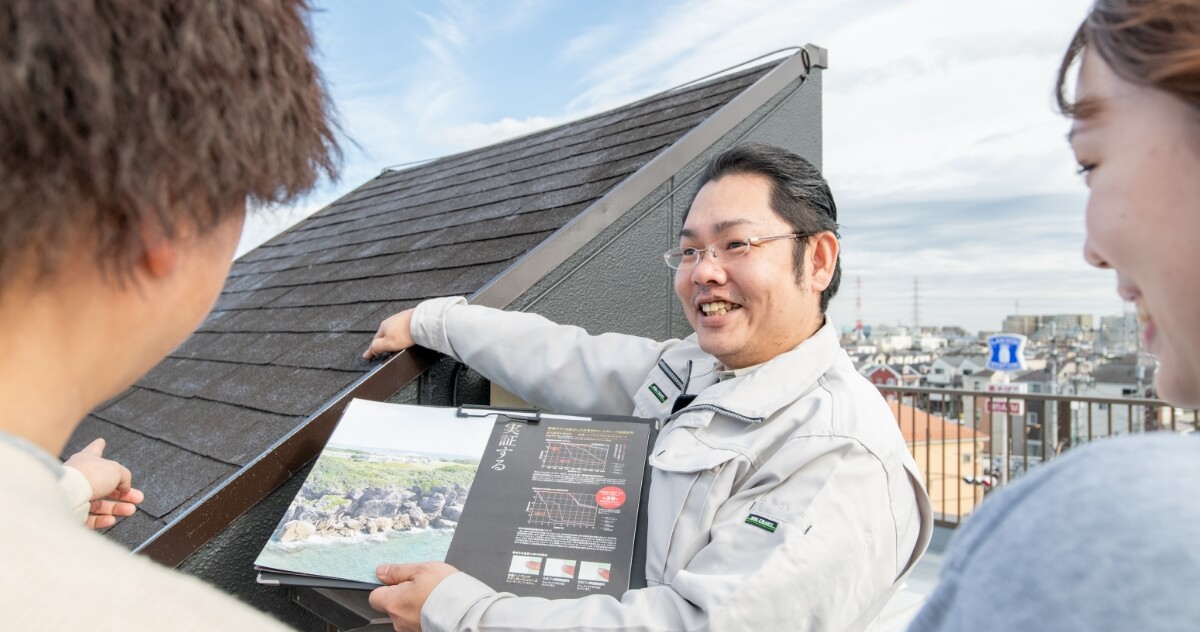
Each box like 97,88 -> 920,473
891,402 -> 988,523
1098,312 -> 1139,355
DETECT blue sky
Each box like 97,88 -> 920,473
238,0 -> 1123,334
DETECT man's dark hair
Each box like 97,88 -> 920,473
687,143 -> 841,312
0,0 -> 341,285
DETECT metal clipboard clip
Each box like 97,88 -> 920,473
456,403 -> 541,424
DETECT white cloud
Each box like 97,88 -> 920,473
433,114 -> 571,149
550,0 -> 1092,201
561,23 -> 622,65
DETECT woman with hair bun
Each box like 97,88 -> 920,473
908,1 -> 1200,629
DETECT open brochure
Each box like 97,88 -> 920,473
254,399 -> 657,600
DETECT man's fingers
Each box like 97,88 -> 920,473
90,499 -> 117,515
116,463 -> 134,493
368,583 -> 405,614
82,437 -> 106,456
115,487 -> 145,505
364,336 -> 383,360
89,498 -> 138,516
376,563 -> 420,585
86,514 -> 117,530
363,310 -> 417,360
110,502 -> 137,517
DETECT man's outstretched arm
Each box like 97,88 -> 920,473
366,296 -> 673,416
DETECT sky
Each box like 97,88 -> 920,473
237,0 -> 1125,334
331,400 -> 494,458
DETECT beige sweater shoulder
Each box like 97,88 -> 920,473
0,440 -> 294,631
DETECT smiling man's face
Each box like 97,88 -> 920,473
675,172 -> 829,369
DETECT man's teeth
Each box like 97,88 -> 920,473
700,301 -> 739,316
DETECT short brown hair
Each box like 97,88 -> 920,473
0,0 -> 340,284
1057,0 -> 1200,116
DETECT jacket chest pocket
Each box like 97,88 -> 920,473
645,429 -> 740,584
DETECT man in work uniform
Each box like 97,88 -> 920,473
364,144 -> 931,632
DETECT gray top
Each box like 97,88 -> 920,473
908,432 -> 1200,631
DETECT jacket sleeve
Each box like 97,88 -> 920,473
418,435 -> 907,632
409,296 -> 671,416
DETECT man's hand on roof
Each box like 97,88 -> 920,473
369,561 -> 458,632
364,308 -> 417,360
63,438 -> 145,529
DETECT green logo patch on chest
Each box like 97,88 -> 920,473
745,513 -> 778,533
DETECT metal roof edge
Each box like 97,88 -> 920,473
469,44 -> 824,309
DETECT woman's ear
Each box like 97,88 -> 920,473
807,231 -> 840,293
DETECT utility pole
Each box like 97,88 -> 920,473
855,276 -> 863,341
1048,322 -> 1058,457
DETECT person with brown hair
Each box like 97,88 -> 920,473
908,1 -> 1200,629
0,1 -> 339,629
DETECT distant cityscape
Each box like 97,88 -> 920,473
841,311 -> 1169,455
841,311 -> 1142,361
839,310 -> 1182,520
840,310 -> 1151,408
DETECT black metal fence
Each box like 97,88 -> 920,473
877,385 -> 1198,527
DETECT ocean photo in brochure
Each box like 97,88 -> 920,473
254,400 -> 494,586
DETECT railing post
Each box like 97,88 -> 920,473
1056,400 -> 1072,454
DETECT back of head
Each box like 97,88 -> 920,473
0,0 -> 340,288
690,143 -> 842,312
1057,0 -> 1200,115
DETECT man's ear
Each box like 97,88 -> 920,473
138,219 -> 180,280
807,231 -> 839,293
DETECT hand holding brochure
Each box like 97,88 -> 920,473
254,399 -> 656,599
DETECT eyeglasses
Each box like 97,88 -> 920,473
663,233 -> 806,269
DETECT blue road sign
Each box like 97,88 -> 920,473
987,334 -> 1027,371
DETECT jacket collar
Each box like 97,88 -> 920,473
683,321 -> 843,423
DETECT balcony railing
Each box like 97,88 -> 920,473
877,384 -> 1198,528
